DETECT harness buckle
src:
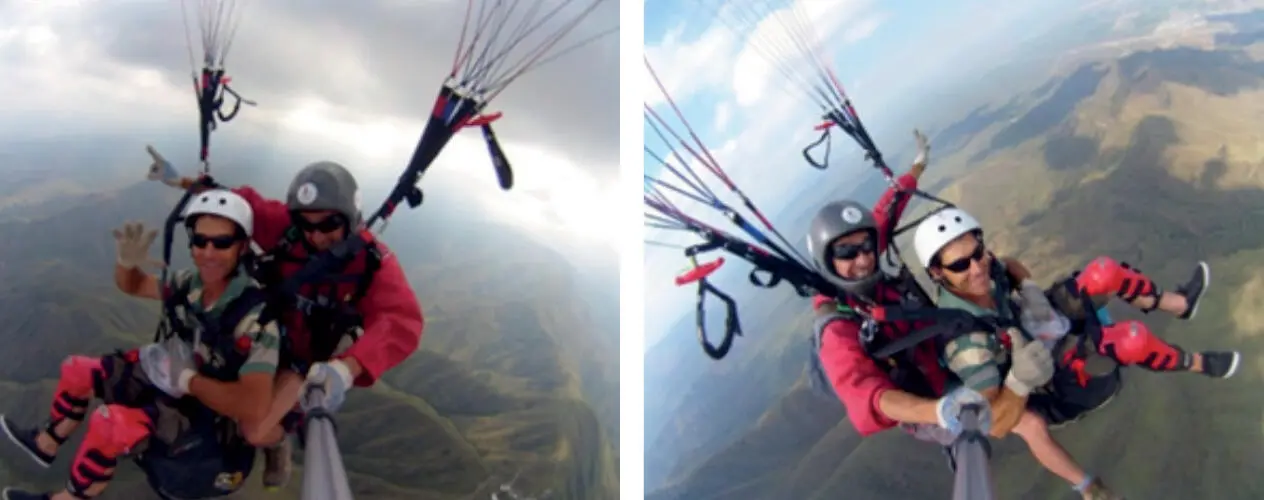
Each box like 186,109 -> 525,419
1060,349 -> 1090,387
859,319 -> 878,344
998,328 -> 1014,351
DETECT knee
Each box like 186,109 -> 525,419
1098,320 -> 1177,367
1012,411 -> 1050,438
1077,256 -> 1160,302
58,355 -> 103,393
1075,257 -> 1127,297
83,405 -> 152,455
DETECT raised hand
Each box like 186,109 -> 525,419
145,145 -> 183,188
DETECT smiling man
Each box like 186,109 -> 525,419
914,206 -> 1239,499
1,190 -> 279,500
152,157 -> 425,490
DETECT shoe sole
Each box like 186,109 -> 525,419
1222,352 -> 1241,379
1186,261 -> 1210,321
0,415 -> 51,469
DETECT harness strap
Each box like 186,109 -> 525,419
808,306 -> 858,394
1062,276 -> 1109,386
812,303 -> 943,398
163,274 -> 197,342
258,232 -> 380,369
865,307 -> 980,359
162,276 -> 270,381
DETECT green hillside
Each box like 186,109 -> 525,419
0,181 -> 619,499
648,36 -> 1264,500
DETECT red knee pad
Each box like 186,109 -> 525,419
51,356 -> 104,422
57,355 -> 103,398
69,405 -> 152,493
1076,257 -> 1159,301
1097,320 -> 1187,371
80,405 -> 151,457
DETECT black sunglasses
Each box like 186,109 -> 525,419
940,243 -> 987,273
292,213 -> 346,234
190,233 -> 239,250
831,237 -> 877,261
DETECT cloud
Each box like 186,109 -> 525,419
0,0 -> 619,254
844,13 -> 888,43
643,22 -> 739,106
713,102 -> 732,134
0,0 -> 618,169
728,0 -> 877,106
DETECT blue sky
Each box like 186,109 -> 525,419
641,0 -> 1071,349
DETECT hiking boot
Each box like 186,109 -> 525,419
1081,478 -> 1124,499
1176,261 -> 1210,320
1200,351 -> 1240,379
0,416 -> 53,468
1,487 -> 51,500
263,438 -> 293,491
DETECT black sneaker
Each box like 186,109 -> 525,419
1200,351 -> 1240,379
1,487 -> 51,500
1176,262 -> 1210,320
0,416 -> 53,468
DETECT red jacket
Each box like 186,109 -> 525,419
814,172 -> 948,436
232,186 -> 424,387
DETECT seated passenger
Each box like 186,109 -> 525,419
1,190 -> 282,500
912,206 -> 1239,499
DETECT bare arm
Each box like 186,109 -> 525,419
877,381 -> 1028,434
115,264 -> 160,300
192,312 -> 282,430
943,333 -> 1030,435
241,369 -> 304,446
979,386 -> 1028,437
908,162 -> 926,180
264,370 -> 305,424
260,358 -> 363,425
173,176 -> 210,191
189,372 -> 273,425
875,389 -> 940,425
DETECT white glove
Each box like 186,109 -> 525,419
112,222 -> 162,270
934,387 -> 991,436
301,360 -> 354,413
139,340 -> 197,398
911,129 -> 930,168
145,145 -> 183,188
1004,333 -> 1054,397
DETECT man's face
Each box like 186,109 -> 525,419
293,209 -> 347,252
189,215 -> 243,283
932,232 -> 991,296
829,230 -> 877,280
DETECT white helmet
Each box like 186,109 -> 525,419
913,207 -> 982,269
183,189 -> 253,238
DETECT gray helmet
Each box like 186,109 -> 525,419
805,199 -> 881,297
286,161 -> 362,227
